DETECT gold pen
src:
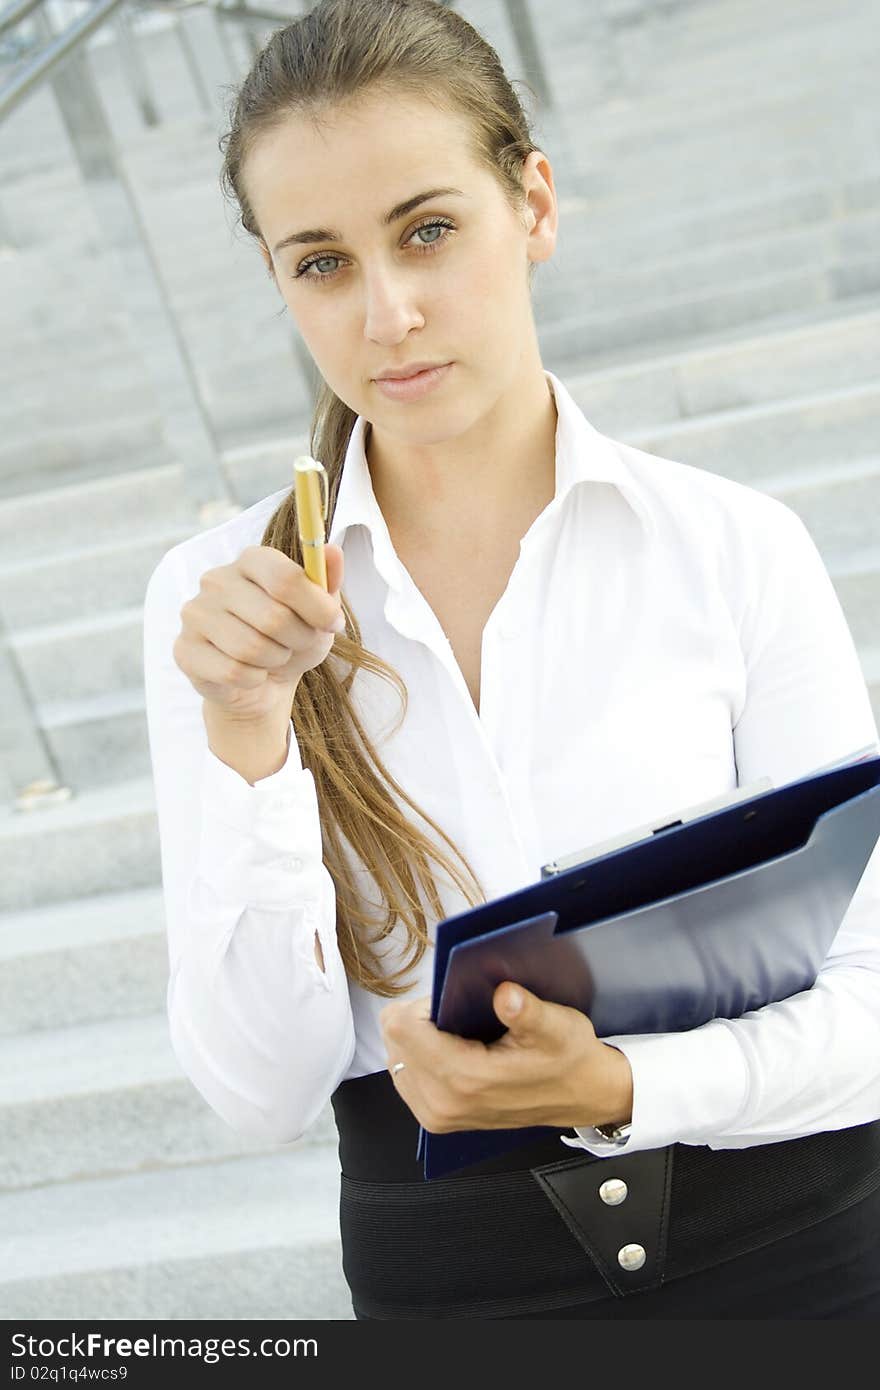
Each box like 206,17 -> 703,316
293,454 -> 329,590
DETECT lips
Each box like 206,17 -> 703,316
372,362 -> 453,401
374,362 -> 448,380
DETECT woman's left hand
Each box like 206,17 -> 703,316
379,982 -> 633,1134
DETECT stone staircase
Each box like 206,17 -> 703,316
1,0 -> 878,1319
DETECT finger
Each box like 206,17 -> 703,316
186,584 -> 317,671
239,545 -> 344,632
174,626 -> 268,690
325,543 -> 345,596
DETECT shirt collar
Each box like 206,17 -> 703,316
546,369 -> 656,541
327,368 -> 656,573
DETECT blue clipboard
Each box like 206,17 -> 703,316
417,749 -> 880,1179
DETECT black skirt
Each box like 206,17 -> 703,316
330,1070 -> 880,1320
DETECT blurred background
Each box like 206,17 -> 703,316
0,0 -> 878,1319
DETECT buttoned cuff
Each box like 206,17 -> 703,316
560,1020 -> 751,1157
201,719 -> 307,825
196,720 -> 327,909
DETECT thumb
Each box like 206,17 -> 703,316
325,543 -> 345,597
493,981 -> 540,1030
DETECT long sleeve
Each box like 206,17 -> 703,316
142,549 -> 356,1145
567,500 -> 880,1158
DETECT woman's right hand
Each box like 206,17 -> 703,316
172,542 -> 346,722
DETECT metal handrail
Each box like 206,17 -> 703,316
155,0 -> 294,28
0,0 -> 128,119
0,0 -> 45,40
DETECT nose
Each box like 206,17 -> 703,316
362,264 -> 425,345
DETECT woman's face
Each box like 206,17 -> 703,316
243,89 -> 556,444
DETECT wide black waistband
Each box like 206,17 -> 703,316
331,1066 -> 587,1181
330,1069 -> 880,1317
332,1067 -> 880,1190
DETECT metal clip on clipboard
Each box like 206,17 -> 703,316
539,743 -> 880,881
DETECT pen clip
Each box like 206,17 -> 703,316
315,461 -> 328,526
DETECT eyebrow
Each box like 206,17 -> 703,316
272,187 -> 467,254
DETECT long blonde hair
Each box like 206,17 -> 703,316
218,0 -> 543,996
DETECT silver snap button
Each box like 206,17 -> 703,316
598,1178 -> 628,1206
617,1244 -> 646,1272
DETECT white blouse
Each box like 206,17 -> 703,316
142,369 -> 880,1159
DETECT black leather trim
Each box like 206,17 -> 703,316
531,1147 -> 674,1296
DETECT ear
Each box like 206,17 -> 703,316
521,149 -> 557,267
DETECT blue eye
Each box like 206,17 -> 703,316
293,217 -> 456,284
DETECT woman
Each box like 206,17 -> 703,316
143,0 -> 880,1318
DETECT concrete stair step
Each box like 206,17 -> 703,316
541,287 -> 880,381
763,457 -> 880,574
0,332 -> 170,425
0,250 -> 127,325
0,885 -> 168,1036
0,413 -> 174,504
0,526 -> 197,631
813,552 -> 880,652
540,258 -> 880,373
13,605 -> 152,708
563,85 -> 878,201
0,463 -> 198,566
559,303 -> 880,433
34,689 -> 160,794
537,210 -> 880,321
616,381 -> 880,489
859,645 -> 880,694
565,63 -> 879,159
558,3 -> 879,117
551,171 -> 880,271
0,1147 -> 352,1319
0,771 -> 159,912
0,1010 -> 337,1190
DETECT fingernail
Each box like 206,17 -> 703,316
330,614 -> 346,633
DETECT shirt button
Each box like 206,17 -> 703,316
598,1178 -> 628,1206
618,1244 -> 647,1272
284,856 -> 303,872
